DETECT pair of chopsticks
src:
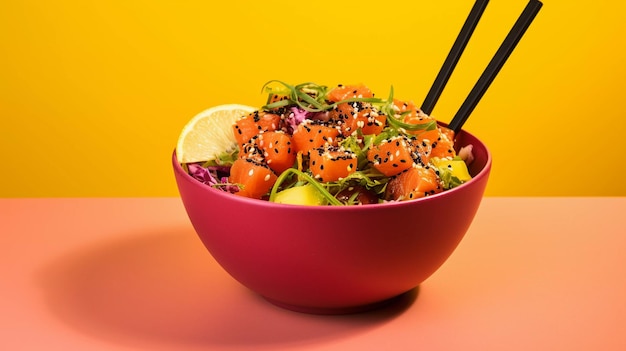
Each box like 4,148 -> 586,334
420,0 -> 543,133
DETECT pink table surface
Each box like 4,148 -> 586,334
1,197 -> 625,350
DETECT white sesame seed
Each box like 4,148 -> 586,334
264,174 -> 271,181
248,169 -> 254,176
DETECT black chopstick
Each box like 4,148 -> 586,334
420,0 -> 490,115
448,0 -> 543,133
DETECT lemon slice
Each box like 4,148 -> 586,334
176,104 -> 256,163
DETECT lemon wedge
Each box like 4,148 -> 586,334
176,104 -> 256,163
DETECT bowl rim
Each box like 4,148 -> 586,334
173,126 -> 491,211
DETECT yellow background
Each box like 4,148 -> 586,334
1,0 -> 625,197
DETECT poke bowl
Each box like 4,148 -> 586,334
172,82 -> 491,314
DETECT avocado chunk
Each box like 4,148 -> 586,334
272,184 -> 327,206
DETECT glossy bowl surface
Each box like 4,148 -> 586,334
172,127 -> 491,314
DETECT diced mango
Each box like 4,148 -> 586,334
432,158 -> 472,182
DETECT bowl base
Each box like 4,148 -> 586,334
261,288 -> 418,315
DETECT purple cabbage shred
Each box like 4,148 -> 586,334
285,107 -> 309,133
187,163 -> 239,194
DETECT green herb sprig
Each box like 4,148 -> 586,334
261,80 -> 383,112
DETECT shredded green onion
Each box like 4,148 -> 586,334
269,168 -> 343,206
387,117 -> 438,132
261,80 -> 384,112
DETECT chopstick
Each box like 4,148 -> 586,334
448,0 -> 543,132
421,0 -> 490,115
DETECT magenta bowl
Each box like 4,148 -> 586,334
172,127 -> 491,314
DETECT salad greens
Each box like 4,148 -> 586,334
186,81 -> 474,205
